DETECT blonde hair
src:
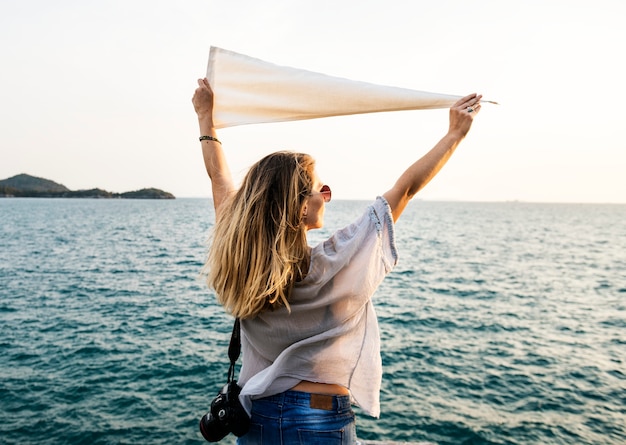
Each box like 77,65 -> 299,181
206,151 -> 315,319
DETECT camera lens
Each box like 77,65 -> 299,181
199,411 -> 229,442
199,382 -> 250,442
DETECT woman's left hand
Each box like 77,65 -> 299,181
192,78 -> 215,123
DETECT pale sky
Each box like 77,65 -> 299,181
1,0 -> 624,203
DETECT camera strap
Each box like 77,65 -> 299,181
199,318 -> 251,442
226,318 -> 241,383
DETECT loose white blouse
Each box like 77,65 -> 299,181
238,196 -> 398,418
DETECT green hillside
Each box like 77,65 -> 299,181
0,174 -> 69,192
0,174 -> 174,199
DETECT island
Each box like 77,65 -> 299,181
0,174 -> 175,199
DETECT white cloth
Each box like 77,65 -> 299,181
238,196 -> 398,418
206,47 -> 462,129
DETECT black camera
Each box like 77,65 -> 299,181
199,381 -> 250,442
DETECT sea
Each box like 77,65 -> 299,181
1,197 -> 625,445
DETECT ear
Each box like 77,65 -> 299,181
302,204 -> 308,218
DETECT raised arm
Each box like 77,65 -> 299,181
192,78 -> 235,216
383,93 -> 482,222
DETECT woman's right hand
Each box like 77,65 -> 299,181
448,93 -> 482,139
192,78 -> 215,123
382,92 -> 482,223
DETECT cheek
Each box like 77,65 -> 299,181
316,202 -> 326,225
314,200 -> 324,215
307,201 -> 325,229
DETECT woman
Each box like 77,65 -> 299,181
193,77 -> 481,444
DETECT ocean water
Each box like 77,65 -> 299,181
1,197 -> 625,445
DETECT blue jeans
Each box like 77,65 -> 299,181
237,390 -> 356,445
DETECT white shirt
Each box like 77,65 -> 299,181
238,196 -> 398,418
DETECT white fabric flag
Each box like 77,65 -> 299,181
206,47 -> 463,129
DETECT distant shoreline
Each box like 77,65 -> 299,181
0,189 -> 175,199
0,173 -> 175,199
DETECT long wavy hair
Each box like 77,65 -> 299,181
206,151 -> 315,319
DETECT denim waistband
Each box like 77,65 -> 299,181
257,390 -> 352,412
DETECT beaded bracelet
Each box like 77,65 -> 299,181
199,135 -> 221,144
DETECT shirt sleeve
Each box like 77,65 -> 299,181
370,196 -> 398,272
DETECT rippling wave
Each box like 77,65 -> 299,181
1,198 -> 625,444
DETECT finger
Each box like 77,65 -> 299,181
463,95 -> 485,115
464,101 -> 483,114
454,93 -> 478,107
466,95 -> 483,107
458,94 -> 484,110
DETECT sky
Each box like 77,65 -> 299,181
1,0 -> 625,203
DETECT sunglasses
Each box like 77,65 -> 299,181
315,184 -> 332,203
